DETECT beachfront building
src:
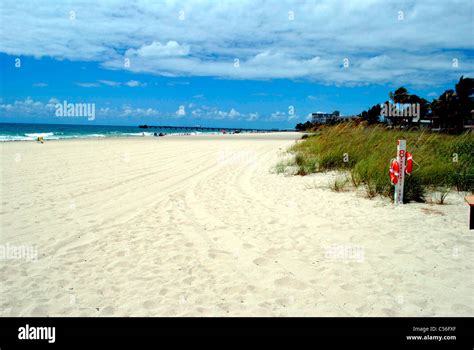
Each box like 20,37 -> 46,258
311,111 -> 340,124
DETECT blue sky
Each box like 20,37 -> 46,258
0,0 -> 473,128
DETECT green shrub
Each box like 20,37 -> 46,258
330,176 -> 350,192
288,122 -> 473,203
403,175 -> 425,203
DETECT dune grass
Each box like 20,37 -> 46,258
287,123 -> 474,202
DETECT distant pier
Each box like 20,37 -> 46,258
138,125 -> 286,133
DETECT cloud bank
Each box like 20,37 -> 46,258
0,97 -> 265,123
0,0 -> 472,86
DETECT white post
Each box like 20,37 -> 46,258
395,139 -> 406,205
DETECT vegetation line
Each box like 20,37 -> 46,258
283,123 -> 473,203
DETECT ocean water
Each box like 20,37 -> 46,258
0,123 -> 205,141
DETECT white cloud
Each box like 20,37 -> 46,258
98,80 -> 121,87
176,106 -> 186,117
268,111 -> 287,121
213,108 -> 243,120
0,97 -> 160,119
288,114 -> 297,121
0,0 -> 472,86
125,80 -> 143,87
0,97 -> 56,117
228,108 -> 241,118
76,80 -> 145,87
75,82 -> 100,88
167,81 -> 190,86
99,105 -> 160,118
246,112 -> 259,121
266,110 -> 297,122
186,105 -> 259,121
126,41 -> 190,58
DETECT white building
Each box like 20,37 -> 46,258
311,111 -> 340,124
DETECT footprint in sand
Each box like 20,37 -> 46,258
30,306 -> 49,317
274,276 -> 307,290
253,257 -> 270,266
381,308 -> 397,317
142,300 -> 157,309
100,306 -> 115,315
247,285 -> 257,292
183,277 -> 195,285
356,305 -> 370,314
208,249 -> 231,259
340,283 -> 352,291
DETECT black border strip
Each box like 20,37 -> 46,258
0,317 -> 472,347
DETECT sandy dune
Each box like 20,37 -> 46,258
0,133 -> 472,316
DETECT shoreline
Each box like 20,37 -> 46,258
0,131 -> 296,143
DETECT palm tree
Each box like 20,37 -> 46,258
431,90 -> 460,131
389,87 -> 409,104
455,75 -> 474,127
388,87 -> 425,127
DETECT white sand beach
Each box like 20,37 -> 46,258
0,133 -> 472,316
